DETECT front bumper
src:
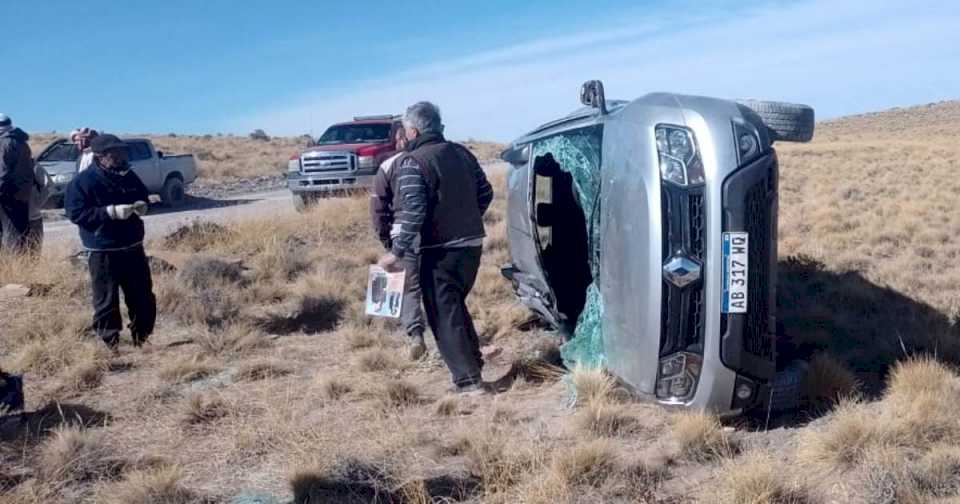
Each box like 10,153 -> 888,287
287,172 -> 375,193
658,153 -> 778,414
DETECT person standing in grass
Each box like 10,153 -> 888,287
26,160 -> 51,253
70,128 -> 99,172
0,114 -> 35,253
65,134 -> 155,350
378,102 -> 494,394
370,126 -> 428,360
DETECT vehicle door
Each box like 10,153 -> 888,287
502,143 -> 564,328
126,140 -> 159,190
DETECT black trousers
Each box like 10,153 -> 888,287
420,246 -> 483,387
89,247 -> 157,347
0,199 -> 30,253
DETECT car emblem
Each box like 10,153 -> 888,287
663,256 -> 701,289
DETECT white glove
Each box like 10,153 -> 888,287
106,204 -> 136,220
132,201 -> 149,217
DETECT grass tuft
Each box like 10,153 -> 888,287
38,427 -> 126,486
672,412 -> 737,462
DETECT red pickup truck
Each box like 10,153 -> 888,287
287,115 -> 401,211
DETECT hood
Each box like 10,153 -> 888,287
302,142 -> 389,154
39,159 -> 79,175
0,127 -> 28,142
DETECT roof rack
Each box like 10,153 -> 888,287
353,114 -> 400,121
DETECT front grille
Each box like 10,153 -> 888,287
660,186 -> 706,356
689,194 -> 705,261
719,153 -> 778,382
302,153 -> 353,172
743,182 -> 773,358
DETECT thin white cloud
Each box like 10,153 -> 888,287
234,0 -> 960,141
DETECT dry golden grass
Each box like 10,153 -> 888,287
182,394 -> 232,426
434,395 -> 459,417
8,103 -> 960,503
802,352 -> 860,410
158,356 -> 220,384
712,452 -> 809,504
569,365 -> 616,406
672,412 -> 736,462
37,427 -> 126,487
234,360 -> 292,382
355,348 -> 403,373
94,465 -> 200,504
376,380 -> 422,409
574,400 -> 641,437
317,376 -> 352,401
796,399 -> 885,471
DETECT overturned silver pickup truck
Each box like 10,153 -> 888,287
501,81 -> 814,415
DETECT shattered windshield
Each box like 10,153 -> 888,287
532,125 -> 605,369
317,124 -> 392,145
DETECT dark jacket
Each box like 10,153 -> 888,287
65,162 -> 149,251
0,128 -> 34,204
391,132 -> 493,259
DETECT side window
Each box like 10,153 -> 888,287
127,142 -> 152,161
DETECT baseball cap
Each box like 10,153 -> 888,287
89,134 -> 127,154
0,114 -> 11,127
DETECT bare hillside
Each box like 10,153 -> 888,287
3,102 -> 960,503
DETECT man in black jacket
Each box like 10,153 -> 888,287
0,114 -> 35,253
378,102 -> 494,393
65,134 -> 155,350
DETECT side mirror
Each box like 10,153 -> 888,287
157,150 -> 164,158
500,144 -> 529,165
580,80 -> 608,115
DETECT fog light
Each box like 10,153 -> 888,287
656,352 -> 702,402
736,383 -> 753,400
738,134 -> 757,158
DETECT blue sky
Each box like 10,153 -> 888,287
2,0 -> 958,141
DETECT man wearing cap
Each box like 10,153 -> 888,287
65,134 -> 155,350
0,113 -> 35,253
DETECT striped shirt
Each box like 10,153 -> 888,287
391,147 -> 494,259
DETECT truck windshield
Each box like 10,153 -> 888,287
38,142 -> 79,162
317,124 -> 391,145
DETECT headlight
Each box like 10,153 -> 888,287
52,173 -> 75,184
287,159 -> 300,173
357,155 -> 375,169
656,125 -> 704,186
656,352 -> 702,402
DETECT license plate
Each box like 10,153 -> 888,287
722,232 -> 748,314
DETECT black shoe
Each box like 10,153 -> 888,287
132,333 -> 149,348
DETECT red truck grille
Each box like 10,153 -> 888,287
302,153 -> 354,172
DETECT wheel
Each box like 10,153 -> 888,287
160,176 -> 186,207
736,100 -> 815,143
768,360 -> 808,412
292,192 -> 318,213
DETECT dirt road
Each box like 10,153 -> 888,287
44,188 -> 295,248
44,162 -> 508,249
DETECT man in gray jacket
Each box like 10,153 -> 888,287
0,114 -> 35,253
378,102 -> 493,393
